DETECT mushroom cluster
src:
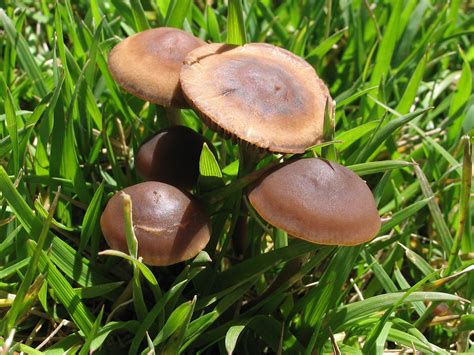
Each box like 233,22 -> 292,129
101,27 -> 381,266
102,28 -> 211,266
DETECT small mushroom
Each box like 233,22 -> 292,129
100,182 -> 210,266
180,43 -> 331,153
108,27 -> 205,108
135,126 -> 208,189
248,158 -> 381,246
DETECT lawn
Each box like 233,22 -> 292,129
0,0 -> 473,353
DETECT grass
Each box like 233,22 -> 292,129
0,0 -> 473,353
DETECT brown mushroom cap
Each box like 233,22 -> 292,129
100,182 -> 210,266
135,126 -> 207,189
248,158 -> 381,245
108,28 -> 205,108
180,43 -> 331,153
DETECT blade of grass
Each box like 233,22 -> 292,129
348,160 -> 412,176
446,136 -> 472,275
393,267 -> 426,316
227,0 -> 246,45
206,6 -> 222,42
306,27 -> 347,61
379,198 -> 431,235
4,87 -> 19,174
0,167 -> 112,288
165,0 -> 192,29
79,182 -> 104,258
410,123 -> 461,175
299,246 -> 362,350
31,241 -> 95,337
363,271 -> 439,352
324,291 -> 464,335
414,164 -> 454,254
0,9 -> 48,97
130,0 -> 150,32
355,107 -> 431,163
368,0 -> 404,91
256,2 -> 288,43
335,120 -> 379,152
1,188 -> 60,334
447,47 -> 472,143
395,52 -> 429,114
213,241 -> 320,291
322,98 -> 337,160
129,270 -> 204,354
154,297 -> 196,352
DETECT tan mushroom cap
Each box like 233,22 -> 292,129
100,182 -> 210,266
108,28 -> 205,108
248,158 -> 381,245
180,43 -> 331,153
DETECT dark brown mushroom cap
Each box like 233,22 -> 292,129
108,28 -> 205,108
180,43 -> 331,153
248,158 -> 381,245
100,182 -> 210,266
135,126 -> 207,189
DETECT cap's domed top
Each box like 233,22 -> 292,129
108,27 -> 205,108
248,158 -> 381,245
180,43 -> 331,153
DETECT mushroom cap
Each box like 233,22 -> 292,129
135,126 -> 207,189
108,28 -> 205,108
248,158 -> 381,245
180,43 -> 331,153
100,182 -> 210,266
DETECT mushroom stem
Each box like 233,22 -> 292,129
164,107 -> 182,127
231,144 -> 266,256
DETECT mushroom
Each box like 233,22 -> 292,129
108,27 -> 205,108
135,126 -> 208,189
180,43 -> 331,254
248,158 -> 381,246
100,182 -> 210,266
180,43 -> 331,154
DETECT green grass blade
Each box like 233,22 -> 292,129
395,52 -> 428,114
300,246 -> 362,348
4,87 -> 19,174
414,164 -> 454,254
33,242 -> 95,337
256,2 -> 288,43
446,136 -> 472,275
378,198 -> 431,235
447,47 -> 472,142
348,160 -> 412,176
306,27 -> 347,60
213,241 -> 320,291
0,9 -> 48,97
227,0 -> 246,45
336,120 -> 379,151
355,107 -> 431,163
206,6 -> 222,42
325,291 -> 464,334
154,297 -> 196,352
364,270 -> 446,353
1,189 -> 60,334
130,0 -> 150,32
368,1 -> 404,91
409,123 -> 461,176
165,0 -> 192,29
80,182 -> 104,256
198,143 -> 223,192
